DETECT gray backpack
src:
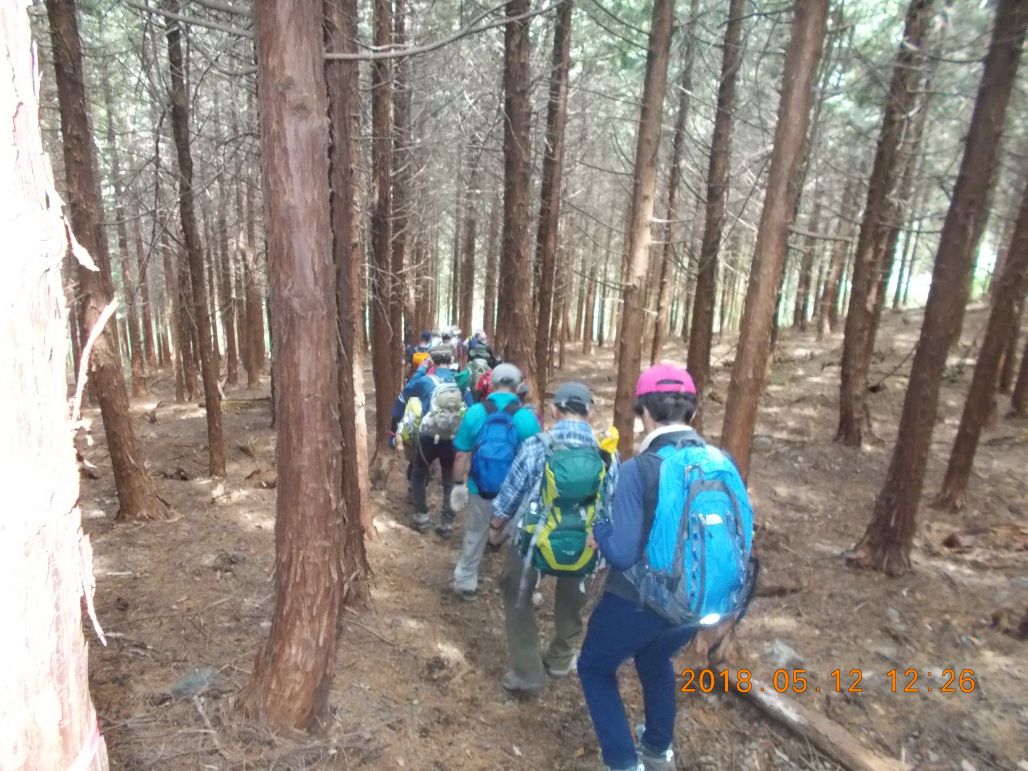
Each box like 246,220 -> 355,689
418,376 -> 465,442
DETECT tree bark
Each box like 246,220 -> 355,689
496,0 -> 538,399
998,296 -> 1023,393
217,185 -> 239,386
533,0 -> 573,398
1,5 -> 110,764
483,193 -> 500,338
369,0 -> 398,451
836,0 -> 935,446
102,76 -> 146,395
611,0 -> 676,456
391,0 -> 411,351
933,180 -> 1028,510
458,149 -> 481,337
325,0 -> 373,604
130,204 -> 159,372
687,0 -> 745,430
1010,335 -> 1028,418
720,0 -> 828,480
243,0 -> 346,729
47,0 -> 166,520
165,0 -> 226,476
582,265 -> 597,355
793,201 -> 822,332
850,0 -> 1026,575
652,0 -> 699,364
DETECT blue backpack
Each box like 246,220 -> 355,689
470,400 -> 521,499
626,435 -> 757,628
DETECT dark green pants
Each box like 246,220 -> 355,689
499,543 -> 590,689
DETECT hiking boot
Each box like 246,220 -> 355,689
606,765 -> 643,771
454,587 -> 478,602
635,725 -> 675,771
435,519 -> 454,538
410,512 -> 431,533
500,671 -> 544,697
544,653 -> 578,679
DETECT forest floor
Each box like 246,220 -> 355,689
80,304 -> 1028,771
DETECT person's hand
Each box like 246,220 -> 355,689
450,483 -> 469,511
488,517 -> 508,546
586,533 -> 599,551
388,432 -> 397,450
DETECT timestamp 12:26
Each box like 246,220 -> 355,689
679,667 -> 976,694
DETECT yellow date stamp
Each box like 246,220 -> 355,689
678,667 -> 977,695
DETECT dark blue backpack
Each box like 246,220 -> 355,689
470,400 -> 520,499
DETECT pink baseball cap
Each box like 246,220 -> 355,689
635,364 -> 696,398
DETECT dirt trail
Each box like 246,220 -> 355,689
81,305 -> 1027,770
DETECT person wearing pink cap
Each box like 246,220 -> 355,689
577,363 -> 702,771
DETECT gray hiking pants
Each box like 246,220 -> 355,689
453,493 -> 492,592
500,541 -> 589,690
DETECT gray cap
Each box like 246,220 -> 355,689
491,363 -> 523,386
553,382 -> 593,410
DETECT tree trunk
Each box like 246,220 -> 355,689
836,0 -> 935,446
496,0 -> 538,399
933,181 -> 1028,510
391,0 -> 411,352
1010,335 -> 1028,418
244,91 -> 267,377
217,187 -> 239,386
1,5 -> 110,763
652,0 -> 699,364
687,0 -> 745,430
611,0 -> 675,456
102,76 -> 146,395
369,0 -> 397,451
582,266 -> 597,355
998,297 -> 1023,393
243,0 -> 346,729
165,0 -> 225,477
325,0 -> 373,604
130,205 -> 159,372
720,0 -> 828,480
533,0 -> 573,398
793,201 -> 822,332
483,193 -> 500,338
204,226 -> 222,379
850,0 -> 1026,575
458,151 -> 481,337
47,0 -> 167,520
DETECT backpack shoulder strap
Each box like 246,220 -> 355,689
483,399 -> 498,415
637,450 -> 666,545
503,401 -> 519,416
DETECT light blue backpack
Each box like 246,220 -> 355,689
625,439 -> 757,628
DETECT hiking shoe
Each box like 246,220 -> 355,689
435,520 -> 454,538
635,725 -> 675,771
455,587 -> 478,602
410,512 -> 431,533
500,671 -> 544,697
544,653 -> 578,679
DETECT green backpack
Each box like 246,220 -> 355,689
519,435 -> 607,578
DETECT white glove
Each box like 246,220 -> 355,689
450,483 -> 469,511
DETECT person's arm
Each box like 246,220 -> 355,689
454,451 -> 471,483
592,459 -> 645,571
490,438 -> 539,524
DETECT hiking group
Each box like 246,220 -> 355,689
390,331 -> 757,771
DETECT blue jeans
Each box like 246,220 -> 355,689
578,591 -> 696,769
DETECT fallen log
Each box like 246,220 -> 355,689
721,668 -> 908,771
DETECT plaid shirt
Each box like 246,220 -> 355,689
492,419 -> 619,521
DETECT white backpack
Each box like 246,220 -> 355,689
418,376 -> 465,442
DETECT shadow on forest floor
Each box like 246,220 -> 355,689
81,304 -> 1028,770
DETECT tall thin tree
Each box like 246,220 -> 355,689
165,0 -> 226,476
720,0 -> 829,480
534,0 -> 573,397
850,0 -> 1026,575
611,0 -> 676,456
47,0 -> 167,520
687,0 -> 745,428
836,0 -> 935,446
243,0 -> 347,728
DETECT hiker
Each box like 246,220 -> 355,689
395,345 -> 472,535
488,382 -> 617,695
577,364 -> 756,771
405,331 -> 433,378
465,331 -> 498,401
450,364 -> 541,600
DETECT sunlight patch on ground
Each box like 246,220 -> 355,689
434,640 -> 467,665
231,508 -> 275,531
